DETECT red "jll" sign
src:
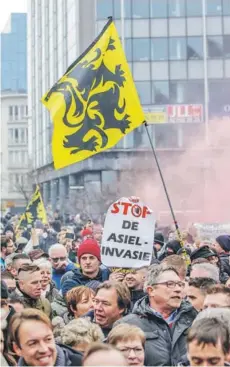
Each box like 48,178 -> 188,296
167,104 -> 203,123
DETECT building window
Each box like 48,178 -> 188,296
170,81 -> 186,103
9,106 -> 13,121
133,39 -> 150,61
224,36 -> 230,58
169,37 -> 186,60
223,0 -> 230,15
96,0 -> 113,19
132,0 -> 149,18
168,0 -> 185,17
185,81 -> 205,103
187,37 -> 203,59
125,39 -> 132,61
136,81 -> 151,105
186,0 -> 202,16
206,0 -> 222,16
152,81 -> 169,104
15,106 -> 19,120
208,36 -> 223,58
150,0 -> 167,18
151,38 -> 168,61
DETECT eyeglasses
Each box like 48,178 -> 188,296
119,347 -> 144,356
51,256 -> 66,263
152,281 -> 185,289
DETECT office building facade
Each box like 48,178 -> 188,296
1,13 -> 29,212
29,0 -> 230,222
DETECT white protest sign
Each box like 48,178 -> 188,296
101,197 -> 155,268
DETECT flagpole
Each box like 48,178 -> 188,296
202,0 -> 209,146
144,122 -> 182,241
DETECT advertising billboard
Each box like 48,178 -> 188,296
167,104 -> 203,123
143,104 -> 204,124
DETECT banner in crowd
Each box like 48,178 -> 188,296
18,186 -> 47,229
42,17 -> 145,169
101,197 -> 155,268
194,223 -> 230,240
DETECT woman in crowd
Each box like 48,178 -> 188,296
52,285 -> 95,327
33,259 -> 59,303
107,323 -> 145,366
59,318 -> 104,353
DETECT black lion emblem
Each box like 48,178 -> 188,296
44,38 -> 131,154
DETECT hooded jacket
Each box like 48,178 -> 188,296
115,295 -> 197,366
61,267 -> 110,297
18,344 -> 82,366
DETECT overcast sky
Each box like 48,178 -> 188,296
0,0 -> 27,32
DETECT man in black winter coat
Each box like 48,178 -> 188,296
114,264 -> 197,366
214,235 -> 230,276
12,308 -> 82,366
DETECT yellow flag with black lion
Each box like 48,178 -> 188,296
42,17 -> 145,169
18,186 -> 47,229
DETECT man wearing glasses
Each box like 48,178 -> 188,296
48,244 -> 75,290
115,264 -> 197,366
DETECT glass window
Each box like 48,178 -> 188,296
15,106 -> 18,120
136,81 -> 151,105
125,38 -> 132,62
96,0 -> 113,19
20,105 -> 24,119
186,0 -> 202,16
151,38 -> 168,60
187,37 -> 203,59
15,129 -> 19,143
152,81 -> 169,104
133,39 -> 150,61
207,36 -> 223,58
155,125 -> 179,148
150,0 -> 167,18
206,0 -> 222,15
169,0 -> 185,17
132,0 -> 149,18
169,37 -> 186,60
9,106 -> 13,121
224,36 -> 230,58
169,81 -> 186,103
114,0 -> 132,18
223,0 -> 230,15
185,81 -> 204,103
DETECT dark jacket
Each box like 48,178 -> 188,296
130,289 -> 146,311
18,344 -> 82,366
3,305 -> 15,341
219,253 -> 230,276
61,267 -> 110,297
115,295 -> 197,366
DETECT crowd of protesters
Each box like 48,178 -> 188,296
0,210 -> 230,366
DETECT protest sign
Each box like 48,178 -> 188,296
101,197 -> 155,268
194,223 -> 230,240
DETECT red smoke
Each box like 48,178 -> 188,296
128,119 -> 230,226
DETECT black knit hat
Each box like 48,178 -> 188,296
216,235 -> 230,252
166,240 -> 181,254
1,280 -> 9,300
190,246 -> 217,262
154,232 -> 164,247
